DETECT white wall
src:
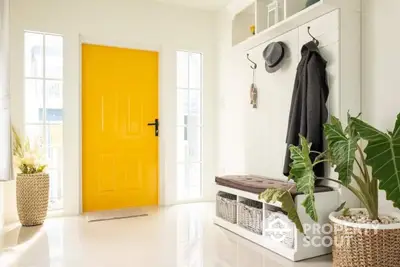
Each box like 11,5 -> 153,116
216,10 -> 245,175
5,0 -> 217,221
362,0 -> 400,214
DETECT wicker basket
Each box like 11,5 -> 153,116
216,192 -> 237,224
17,173 -> 50,227
238,199 -> 263,235
330,212 -> 400,267
265,208 -> 295,249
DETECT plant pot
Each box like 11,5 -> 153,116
16,173 -> 49,227
329,209 -> 400,267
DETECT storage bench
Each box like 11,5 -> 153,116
214,175 -> 339,262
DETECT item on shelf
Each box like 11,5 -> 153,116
216,192 -> 237,224
263,41 -> 286,73
250,25 -> 256,35
12,127 -> 49,227
267,1 -> 280,28
305,0 -> 320,8
238,199 -> 263,235
265,209 -> 295,249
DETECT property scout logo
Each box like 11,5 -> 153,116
264,218 -> 291,243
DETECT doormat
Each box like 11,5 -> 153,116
86,208 -> 148,223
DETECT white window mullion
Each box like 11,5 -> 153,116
186,53 -> 191,198
25,77 -> 62,81
42,33 -> 46,146
24,121 -> 62,126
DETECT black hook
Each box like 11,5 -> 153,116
307,26 -> 319,46
247,53 -> 257,69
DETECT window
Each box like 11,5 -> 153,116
176,51 -> 203,200
24,32 -> 63,210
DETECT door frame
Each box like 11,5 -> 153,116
78,35 -> 166,213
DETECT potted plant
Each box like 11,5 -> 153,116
12,127 -> 49,227
260,114 -> 400,267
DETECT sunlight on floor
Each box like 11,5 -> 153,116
0,203 -> 332,267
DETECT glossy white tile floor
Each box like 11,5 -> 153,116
0,203 -> 332,267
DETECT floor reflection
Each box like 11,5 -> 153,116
0,225 -> 49,267
1,225 -> 43,249
177,207 -> 204,267
0,204 -> 332,267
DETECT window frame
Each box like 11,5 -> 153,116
24,31 -> 64,210
176,51 -> 204,201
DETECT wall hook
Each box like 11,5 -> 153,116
247,53 -> 257,69
307,26 -> 320,46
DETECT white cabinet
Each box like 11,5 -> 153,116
232,3 -> 256,46
256,0 -> 285,34
218,0 -> 363,255
233,0 -> 321,46
256,0 -> 311,34
231,0 -> 359,48
214,185 -> 340,262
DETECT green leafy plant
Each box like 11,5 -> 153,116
260,114 -> 400,233
12,127 -> 47,174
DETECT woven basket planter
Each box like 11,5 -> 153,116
17,173 -> 49,227
330,209 -> 400,267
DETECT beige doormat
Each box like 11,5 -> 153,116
86,208 -> 148,223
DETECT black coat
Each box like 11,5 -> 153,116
283,41 -> 329,178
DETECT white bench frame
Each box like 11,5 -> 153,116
214,184 -> 340,261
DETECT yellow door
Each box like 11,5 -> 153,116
82,44 -> 159,212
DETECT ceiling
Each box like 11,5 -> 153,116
155,0 -> 232,10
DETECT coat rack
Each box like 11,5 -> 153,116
307,26 -> 320,46
247,53 -> 257,69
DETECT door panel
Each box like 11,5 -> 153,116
82,44 -> 158,212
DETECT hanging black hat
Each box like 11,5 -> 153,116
263,41 -> 286,73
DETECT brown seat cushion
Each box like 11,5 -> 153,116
215,175 -> 332,196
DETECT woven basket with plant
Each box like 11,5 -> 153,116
260,114 -> 400,267
13,127 -> 49,227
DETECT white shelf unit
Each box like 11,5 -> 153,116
231,0 -> 360,49
256,0 -> 308,34
233,0 -> 319,46
214,184 -> 340,262
226,0 -> 362,208
232,3 -> 256,46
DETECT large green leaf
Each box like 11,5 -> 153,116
259,189 -> 304,234
289,136 -> 318,222
324,116 -> 359,186
351,114 -> 400,209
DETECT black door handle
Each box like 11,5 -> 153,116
147,119 -> 159,136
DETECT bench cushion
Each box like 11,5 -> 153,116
215,175 -> 332,196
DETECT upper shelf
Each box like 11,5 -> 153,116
231,0 -> 342,50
